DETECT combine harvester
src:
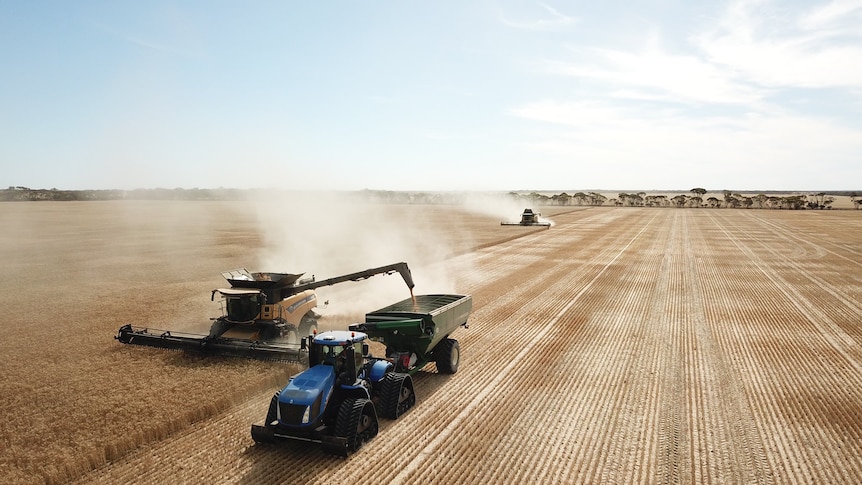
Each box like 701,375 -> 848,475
115,262 -> 415,362
250,293 -> 472,456
501,208 -> 551,227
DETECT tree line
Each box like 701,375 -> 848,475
2,187 -> 249,201
4,186 -> 860,209
509,189 -> 862,210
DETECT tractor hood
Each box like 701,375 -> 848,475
278,364 -> 336,409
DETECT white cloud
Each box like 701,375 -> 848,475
548,43 -> 765,105
695,0 -> 862,89
509,99 -> 862,189
499,2 -> 577,31
538,0 -> 862,107
502,0 -> 862,190
799,0 -> 862,31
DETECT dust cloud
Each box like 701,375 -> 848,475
245,191 -> 462,326
459,192 -> 555,226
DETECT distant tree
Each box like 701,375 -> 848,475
690,188 -> 706,205
588,192 -> 607,206
617,193 -> 644,207
706,196 -> 720,208
653,195 -> 668,207
721,190 -> 742,208
807,192 -> 834,209
553,193 -> 572,205
812,192 -> 825,207
782,195 -> 806,210
644,195 -> 659,207
528,192 -> 550,205
671,194 -> 688,207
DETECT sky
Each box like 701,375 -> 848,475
1,0 -> 861,192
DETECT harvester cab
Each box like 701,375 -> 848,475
212,288 -> 265,324
206,269 -> 317,342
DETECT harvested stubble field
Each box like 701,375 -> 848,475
3,200 -> 862,484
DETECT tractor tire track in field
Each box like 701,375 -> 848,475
73,208 -> 862,484
385,211 -> 657,484
736,211 -> 862,339
700,210 -> 862,483
335,209 -> 653,484
679,212 -> 770,484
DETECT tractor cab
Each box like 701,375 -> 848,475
309,331 -> 368,383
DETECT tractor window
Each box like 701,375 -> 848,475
322,345 -> 343,365
314,345 -> 347,375
354,349 -> 363,371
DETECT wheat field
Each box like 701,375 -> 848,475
2,199 -> 862,484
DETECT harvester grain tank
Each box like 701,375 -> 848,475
501,208 -> 551,227
250,293 -> 472,456
115,262 -> 415,361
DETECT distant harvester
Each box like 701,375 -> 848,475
501,208 -> 551,227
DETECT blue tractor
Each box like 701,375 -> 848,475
251,294 -> 472,456
250,329 -> 415,456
